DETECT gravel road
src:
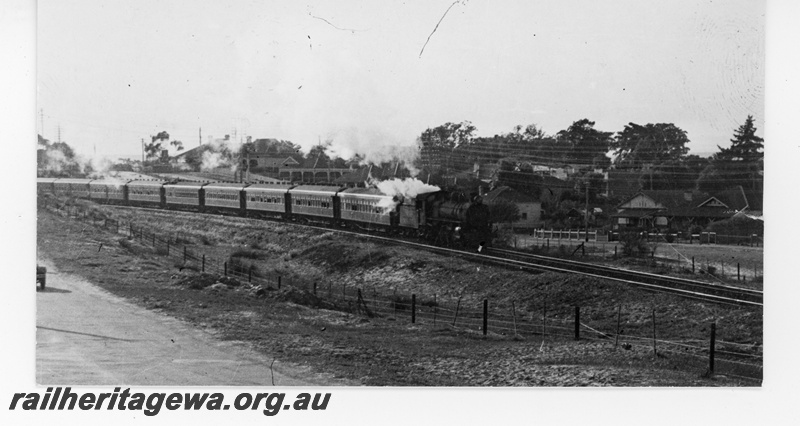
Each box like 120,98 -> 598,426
36,259 -> 350,386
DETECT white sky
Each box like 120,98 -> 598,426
37,0 -> 765,160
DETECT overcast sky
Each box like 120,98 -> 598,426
37,0 -> 765,161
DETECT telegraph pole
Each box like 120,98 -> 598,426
141,138 -> 145,164
199,127 -> 202,146
40,109 -> 45,138
584,178 -> 590,242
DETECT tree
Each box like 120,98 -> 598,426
697,116 -> 763,192
145,131 -> 170,160
612,123 -> 690,168
639,155 -> 709,190
494,158 -> 543,199
488,199 -> 521,225
556,119 -> 613,168
50,142 -> 76,160
417,121 -> 476,175
170,140 -> 184,152
38,134 -> 50,148
719,115 -> 764,163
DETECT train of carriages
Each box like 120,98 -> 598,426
37,177 -> 493,249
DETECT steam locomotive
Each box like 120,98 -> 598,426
37,177 -> 492,249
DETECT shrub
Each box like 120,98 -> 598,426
230,248 -> 268,260
619,231 -> 650,257
262,243 -> 284,253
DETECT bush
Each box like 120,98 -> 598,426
706,216 -> 763,237
619,231 -> 650,257
230,248 -> 268,260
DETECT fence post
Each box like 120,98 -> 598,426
652,308 -> 657,359
278,276 -> 282,289
542,302 -> 547,339
452,297 -> 462,327
433,294 -> 437,326
411,294 -> 416,324
202,255 -> 205,273
511,301 -> 518,337
614,246 -> 617,259
737,263 -> 740,281
574,306 -> 580,340
709,322 -> 716,374
313,282 -> 317,295
483,299 -> 488,336
615,305 -> 621,350
692,256 -> 695,273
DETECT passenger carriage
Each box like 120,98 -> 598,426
36,177 -> 59,195
88,180 -> 109,201
287,185 -> 340,222
338,187 -> 395,229
243,183 -> 293,218
127,180 -> 166,206
88,179 -> 129,203
163,181 -> 205,209
53,178 -> 92,198
203,182 -> 247,214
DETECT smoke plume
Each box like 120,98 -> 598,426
374,177 -> 440,213
322,127 -> 420,175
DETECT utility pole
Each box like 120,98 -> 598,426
584,178 -> 590,242
141,138 -> 145,164
40,109 -> 44,139
199,127 -> 202,146
57,125 -> 61,143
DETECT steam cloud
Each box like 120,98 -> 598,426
374,177 -> 440,213
200,136 -> 238,172
322,127 -> 421,176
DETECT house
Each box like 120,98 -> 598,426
482,186 -> 543,230
612,186 -> 750,229
251,156 -> 302,174
333,162 -> 412,187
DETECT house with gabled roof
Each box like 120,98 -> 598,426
612,186 -> 750,229
482,186 -> 543,229
333,162 -> 413,187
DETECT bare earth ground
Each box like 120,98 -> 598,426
36,258 -> 353,386
36,200 -> 762,386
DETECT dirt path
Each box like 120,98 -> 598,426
36,258 -> 352,386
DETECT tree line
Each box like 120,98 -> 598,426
416,115 -> 764,196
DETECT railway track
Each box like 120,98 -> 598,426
482,247 -> 763,308
68,200 -> 764,308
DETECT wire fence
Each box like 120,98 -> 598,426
511,232 -> 763,284
39,197 -> 763,382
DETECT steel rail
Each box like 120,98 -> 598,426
74,201 -> 763,308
